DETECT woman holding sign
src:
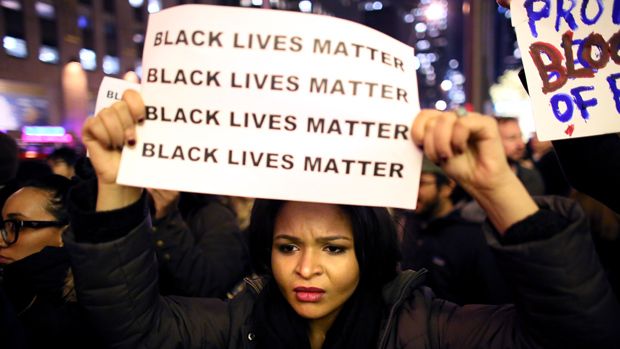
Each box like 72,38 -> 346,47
64,90 -> 619,348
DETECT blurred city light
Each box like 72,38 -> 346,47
424,2 -> 447,21
299,0 -> 312,12
39,45 -> 59,64
147,0 -> 161,13
128,0 -> 144,8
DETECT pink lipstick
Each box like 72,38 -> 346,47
294,287 -> 325,302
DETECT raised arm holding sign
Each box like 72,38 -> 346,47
511,0 -> 620,140
64,4 -> 619,349
500,0 -> 620,213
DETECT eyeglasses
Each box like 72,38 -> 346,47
1,219 -> 68,246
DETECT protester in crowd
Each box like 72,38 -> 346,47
499,0 -> 620,213
496,116 -> 545,195
497,0 -> 620,298
552,134 -> 620,213
0,132 -> 20,210
148,188 -> 251,298
527,134 -> 571,197
63,90 -> 619,348
0,132 -> 19,190
400,158 -> 511,305
0,175 -> 103,348
47,147 -> 79,179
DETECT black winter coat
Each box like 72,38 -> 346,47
153,204 -> 250,298
1,247 -> 104,348
64,187 -> 620,349
400,211 -> 512,305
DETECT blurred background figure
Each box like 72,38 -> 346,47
47,147 -> 79,179
0,132 -> 19,190
496,117 -> 545,195
527,133 -> 572,197
399,158 -> 511,305
148,189 -> 252,299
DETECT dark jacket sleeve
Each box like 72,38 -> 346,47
552,134 -> 620,213
64,182 -> 232,348
426,196 -> 620,349
153,205 -> 250,298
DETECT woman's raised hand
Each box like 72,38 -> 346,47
497,0 -> 510,9
411,110 -> 514,195
411,109 -> 537,234
81,90 -> 145,211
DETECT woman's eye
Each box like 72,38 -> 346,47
324,245 -> 345,254
277,244 -> 298,253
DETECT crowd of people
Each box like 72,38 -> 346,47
1,0 -> 620,348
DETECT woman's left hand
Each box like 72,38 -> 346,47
411,109 -> 538,234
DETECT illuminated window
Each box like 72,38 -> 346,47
37,1 -> 59,64
103,55 -> 120,75
147,0 -> 160,13
78,14 -> 96,70
128,0 -> 143,8
3,36 -> 27,57
39,45 -> 59,63
79,48 -> 96,71
2,0 -> 27,58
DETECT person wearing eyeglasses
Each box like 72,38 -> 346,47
0,175 -> 104,348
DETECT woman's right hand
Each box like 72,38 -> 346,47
82,89 -> 145,211
497,0 -> 510,8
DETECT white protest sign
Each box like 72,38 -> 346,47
115,4 -> 422,209
94,77 -> 140,115
512,0 -> 620,140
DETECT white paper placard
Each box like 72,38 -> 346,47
112,4 -> 422,209
512,0 -> 620,140
94,77 -> 140,115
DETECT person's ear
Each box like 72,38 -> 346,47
439,179 -> 456,199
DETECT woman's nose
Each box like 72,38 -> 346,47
295,250 -> 323,278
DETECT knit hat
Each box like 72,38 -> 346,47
0,133 -> 19,185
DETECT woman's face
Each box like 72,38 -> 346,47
271,201 -> 360,327
0,187 -> 64,264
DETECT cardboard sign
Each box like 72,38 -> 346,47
108,4 -> 421,209
512,0 -> 620,140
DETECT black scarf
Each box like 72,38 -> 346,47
1,246 -> 71,313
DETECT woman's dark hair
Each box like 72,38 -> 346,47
22,174 -> 71,223
248,199 -> 401,349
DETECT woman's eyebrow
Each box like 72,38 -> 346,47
316,236 -> 352,243
273,234 -> 352,243
273,234 -> 301,243
5,213 -> 24,219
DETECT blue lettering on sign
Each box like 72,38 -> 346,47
570,86 -> 597,119
581,0 -> 604,25
556,0 -> 579,32
551,93 -> 574,122
614,0 -> 620,24
525,0 -> 551,37
607,73 -> 620,113
574,39 -> 591,68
